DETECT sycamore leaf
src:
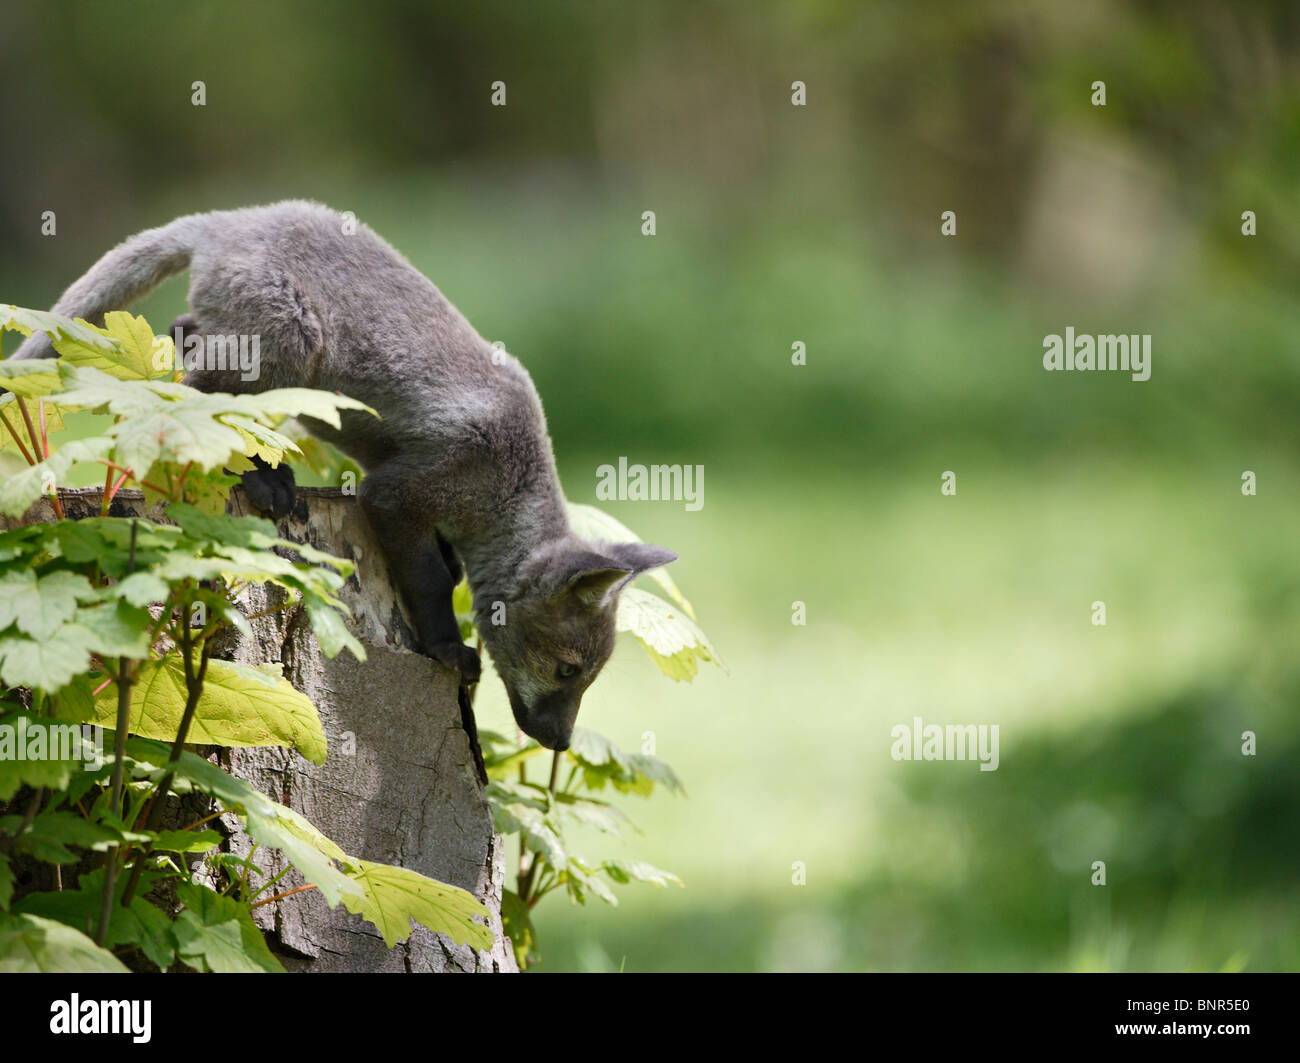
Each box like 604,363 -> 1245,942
601,859 -> 683,889
15,869 -> 175,970
93,655 -> 327,764
0,360 -> 63,398
0,393 -> 65,451
0,568 -> 94,640
564,858 -> 619,907
0,523 -> 51,563
300,588 -> 365,661
0,911 -> 129,972
564,728 -> 683,797
500,889 -> 539,969
552,791 -> 635,836
54,311 -> 172,382
0,854 -> 12,910
109,400 -> 248,478
0,304 -> 120,352
616,587 -> 725,681
242,805 -> 363,909
489,794 -> 566,868
3,810 -> 125,863
0,436 -> 114,518
149,829 -> 222,853
107,571 -> 172,608
122,738 -> 363,909
174,882 -> 284,973
340,859 -> 492,951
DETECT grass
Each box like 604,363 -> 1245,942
472,459 -> 1300,971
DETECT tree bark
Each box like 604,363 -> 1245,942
5,486 -> 516,973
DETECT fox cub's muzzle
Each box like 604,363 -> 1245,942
508,688 -> 580,751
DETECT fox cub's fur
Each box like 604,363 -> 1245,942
11,201 -> 675,750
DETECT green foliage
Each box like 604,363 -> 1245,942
89,656 -> 329,765
0,911 -> 129,972
0,306 -> 489,972
467,507 -> 709,969
483,722 -> 686,969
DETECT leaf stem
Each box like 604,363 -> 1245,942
97,521 -> 139,944
249,883 -> 316,910
119,616 -> 212,908
0,408 -> 36,465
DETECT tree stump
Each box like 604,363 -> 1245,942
4,486 -> 516,973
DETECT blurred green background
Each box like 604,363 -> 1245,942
2,0 -> 1296,970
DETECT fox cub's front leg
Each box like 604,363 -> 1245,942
359,467 -> 480,681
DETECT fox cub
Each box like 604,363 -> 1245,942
10,201 -> 675,749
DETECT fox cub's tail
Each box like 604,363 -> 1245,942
8,213 -> 209,361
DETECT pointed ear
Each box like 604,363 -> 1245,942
552,550 -> 635,607
608,542 -> 678,574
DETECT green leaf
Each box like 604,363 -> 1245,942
0,394 -> 65,451
0,853 -> 12,910
0,911 -> 129,972
564,728 -> 683,797
0,628 -> 100,693
301,589 -> 365,661
94,655 -> 328,764
0,304 -> 121,352
16,869 -> 176,970
148,828 -> 222,853
0,569 -> 90,640
240,804 -> 362,909
617,588 -> 725,681
0,358 -> 64,397
340,859 -> 492,952
3,809 -> 124,863
601,859 -> 683,889
174,882 -> 284,973
500,889 -> 539,969
626,752 -> 686,796
0,523 -> 52,563
484,743 -> 547,781
552,792 -> 635,836
109,571 -> 172,608
564,858 -> 619,907
0,599 -> 152,692
54,311 -> 172,381
489,793 -> 566,868
0,436 -> 115,519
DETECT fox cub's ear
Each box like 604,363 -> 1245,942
554,544 -> 677,607
609,542 -> 677,574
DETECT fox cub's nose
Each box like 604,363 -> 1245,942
508,690 -> 575,751
536,728 -> 571,752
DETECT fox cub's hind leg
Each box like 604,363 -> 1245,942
360,464 -> 481,682
172,312 -> 297,518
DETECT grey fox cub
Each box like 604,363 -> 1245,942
10,201 -> 675,750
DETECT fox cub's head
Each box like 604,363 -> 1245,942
478,539 -> 676,750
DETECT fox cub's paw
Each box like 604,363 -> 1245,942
426,640 -> 481,684
241,462 -> 297,518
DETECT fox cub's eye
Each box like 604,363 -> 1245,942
556,661 -> 580,680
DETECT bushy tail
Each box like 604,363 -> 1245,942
9,213 -> 209,361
